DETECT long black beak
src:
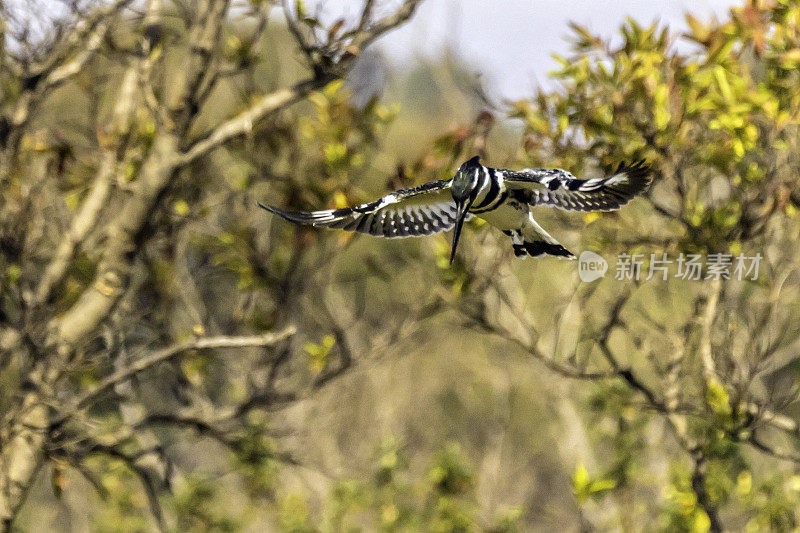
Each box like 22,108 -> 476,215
450,201 -> 469,264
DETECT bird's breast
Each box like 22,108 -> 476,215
473,199 -> 529,231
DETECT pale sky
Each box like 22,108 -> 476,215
313,0 -> 740,100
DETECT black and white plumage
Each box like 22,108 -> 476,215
261,180 -> 459,238
260,157 -> 651,263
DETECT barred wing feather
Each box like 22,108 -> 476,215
503,160 -> 652,212
260,180 -> 458,238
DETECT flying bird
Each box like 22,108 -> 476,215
260,157 -> 651,263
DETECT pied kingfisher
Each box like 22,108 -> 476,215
260,157 -> 652,263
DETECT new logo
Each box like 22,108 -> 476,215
578,251 -> 608,282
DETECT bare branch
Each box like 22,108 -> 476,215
747,403 -> 800,436
56,327 -> 295,423
135,413 -> 235,447
458,273 -> 618,380
172,0 -> 230,132
506,334 -> 619,380
31,0 -> 166,308
0,0 -> 134,186
32,62 -> 142,307
748,433 -> 800,465
281,0 -> 313,56
34,0 -> 134,83
700,278 -> 722,385
356,0 -> 377,33
135,413 -> 301,466
663,337 -> 691,442
177,78 -> 322,166
344,0 -> 422,54
178,0 -> 424,166
75,439 -> 168,532
43,0 -> 236,353
42,16 -> 109,90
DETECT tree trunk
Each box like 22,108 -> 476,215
0,392 -> 49,531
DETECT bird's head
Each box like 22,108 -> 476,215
449,155 -> 481,264
451,155 -> 481,202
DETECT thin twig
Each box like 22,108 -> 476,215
55,327 -> 295,423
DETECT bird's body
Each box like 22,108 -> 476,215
261,157 -> 651,262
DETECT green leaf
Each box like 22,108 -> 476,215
65,189 -> 82,211
714,66 -> 734,103
572,463 -> 591,503
173,199 -> 190,216
7,264 -> 21,284
706,379 -> 732,417
323,142 -> 347,164
685,13 -> 708,41
572,463 -> 616,503
294,0 -> 305,18
322,79 -> 344,98
304,334 -> 335,372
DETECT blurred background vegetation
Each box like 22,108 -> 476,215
1,0 -> 800,531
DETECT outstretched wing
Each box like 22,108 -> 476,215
260,180 -> 458,238
502,160 -> 652,212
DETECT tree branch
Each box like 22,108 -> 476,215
32,54 -> 146,307
345,0 -> 422,54
748,432 -> 800,465
356,0 -> 377,33
691,455 -> 723,533
0,0 -> 134,185
177,0 -> 424,166
74,439 -> 168,532
56,327 -> 295,423
176,78 -> 324,166
700,278 -> 722,385
34,0 -> 134,86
